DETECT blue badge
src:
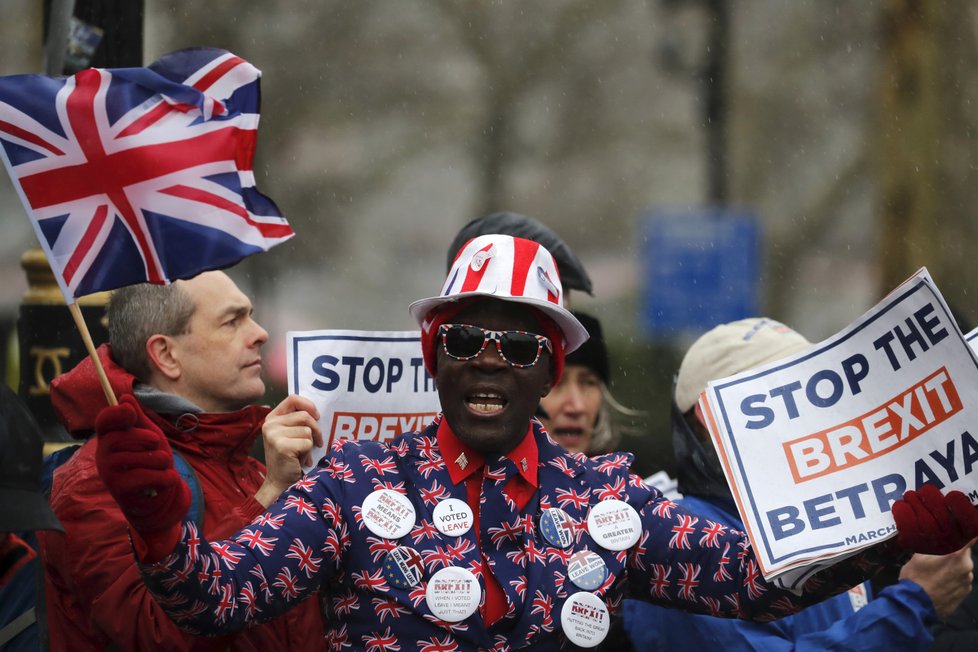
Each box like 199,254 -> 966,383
383,546 -> 425,589
567,550 -> 608,591
539,507 -> 576,548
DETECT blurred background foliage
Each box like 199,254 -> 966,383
1,0 -> 977,477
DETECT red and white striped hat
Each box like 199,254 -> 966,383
409,234 -> 589,352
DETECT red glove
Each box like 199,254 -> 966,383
892,484 -> 978,555
95,394 -> 190,559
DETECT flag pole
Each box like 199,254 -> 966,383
67,301 -> 117,406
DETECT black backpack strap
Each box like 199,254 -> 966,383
171,450 -> 205,529
0,606 -> 35,647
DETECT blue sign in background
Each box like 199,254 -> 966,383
640,208 -> 760,336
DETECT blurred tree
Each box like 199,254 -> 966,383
878,0 -> 941,293
428,0 -> 627,212
878,0 -> 978,318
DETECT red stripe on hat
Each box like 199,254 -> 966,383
510,238 -> 540,296
459,243 -> 495,292
450,238 -> 474,269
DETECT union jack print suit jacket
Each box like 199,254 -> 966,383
139,418 -> 897,651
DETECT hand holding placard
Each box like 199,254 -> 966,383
892,484 -> 978,555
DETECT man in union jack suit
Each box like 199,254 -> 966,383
94,234 -> 978,651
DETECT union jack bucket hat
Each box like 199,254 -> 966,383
409,234 -> 589,353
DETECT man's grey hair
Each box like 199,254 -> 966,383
107,282 -> 197,381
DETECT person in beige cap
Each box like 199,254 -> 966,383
624,317 -> 975,651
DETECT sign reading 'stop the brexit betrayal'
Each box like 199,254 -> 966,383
287,330 -> 441,469
700,269 -> 978,582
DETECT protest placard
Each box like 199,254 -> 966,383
287,330 -> 441,468
966,326 -> 978,355
700,269 -> 978,581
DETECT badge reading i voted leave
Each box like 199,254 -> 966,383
432,498 -> 474,537
384,546 -> 425,589
425,566 -> 481,622
540,507 -> 576,548
560,591 -> 610,648
566,550 -> 608,590
361,489 -> 416,540
586,499 -> 641,551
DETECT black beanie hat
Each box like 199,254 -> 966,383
565,311 -> 609,384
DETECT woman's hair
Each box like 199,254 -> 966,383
563,310 -> 645,455
587,384 -> 645,455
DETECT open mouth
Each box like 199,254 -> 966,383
465,391 -> 507,416
552,428 -> 584,440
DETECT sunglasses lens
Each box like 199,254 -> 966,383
444,325 -> 486,359
499,333 -> 541,366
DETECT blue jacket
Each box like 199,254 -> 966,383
623,494 -> 937,652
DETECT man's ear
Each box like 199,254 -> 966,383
538,373 -> 554,398
146,334 -> 181,381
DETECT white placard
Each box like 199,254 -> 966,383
965,325 -> 978,355
702,268 -> 978,579
287,330 -> 441,468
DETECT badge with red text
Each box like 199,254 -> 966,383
566,550 -> 608,590
540,507 -> 576,548
586,499 -> 641,551
425,566 -> 482,622
383,546 -> 425,589
361,489 -> 416,539
560,591 -> 610,647
432,498 -> 474,537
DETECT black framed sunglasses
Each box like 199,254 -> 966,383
438,323 -> 553,368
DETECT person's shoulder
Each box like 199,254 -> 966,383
49,440 -> 98,498
48,440 -> 120,521
578,450 -> 635,481
320,435 -> 405,460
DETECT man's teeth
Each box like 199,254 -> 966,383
468,393 -> 504,413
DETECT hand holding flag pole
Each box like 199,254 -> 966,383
0,47 -> 294,408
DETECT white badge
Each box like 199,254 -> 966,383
425,566 -> 482,622
586,499 -> 641,551
361,489 -> 416,540
560,591 -> 610,647
432,498 -> 474,537
847,583 -> 869,612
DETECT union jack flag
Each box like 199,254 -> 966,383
0,47 -> 293,301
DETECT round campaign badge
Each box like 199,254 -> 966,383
539,507 -> 576,548
383,546 -> 425,589
361,489 -> 416,540
586,499 -> 641,551
560,591 -> 610,648
432,498 -> 474,537
566,550 -> 608,591
425,566 -> 482,622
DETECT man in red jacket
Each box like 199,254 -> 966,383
37,270 -> 326,651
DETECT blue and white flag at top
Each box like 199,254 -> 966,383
0,47 -> 293,302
